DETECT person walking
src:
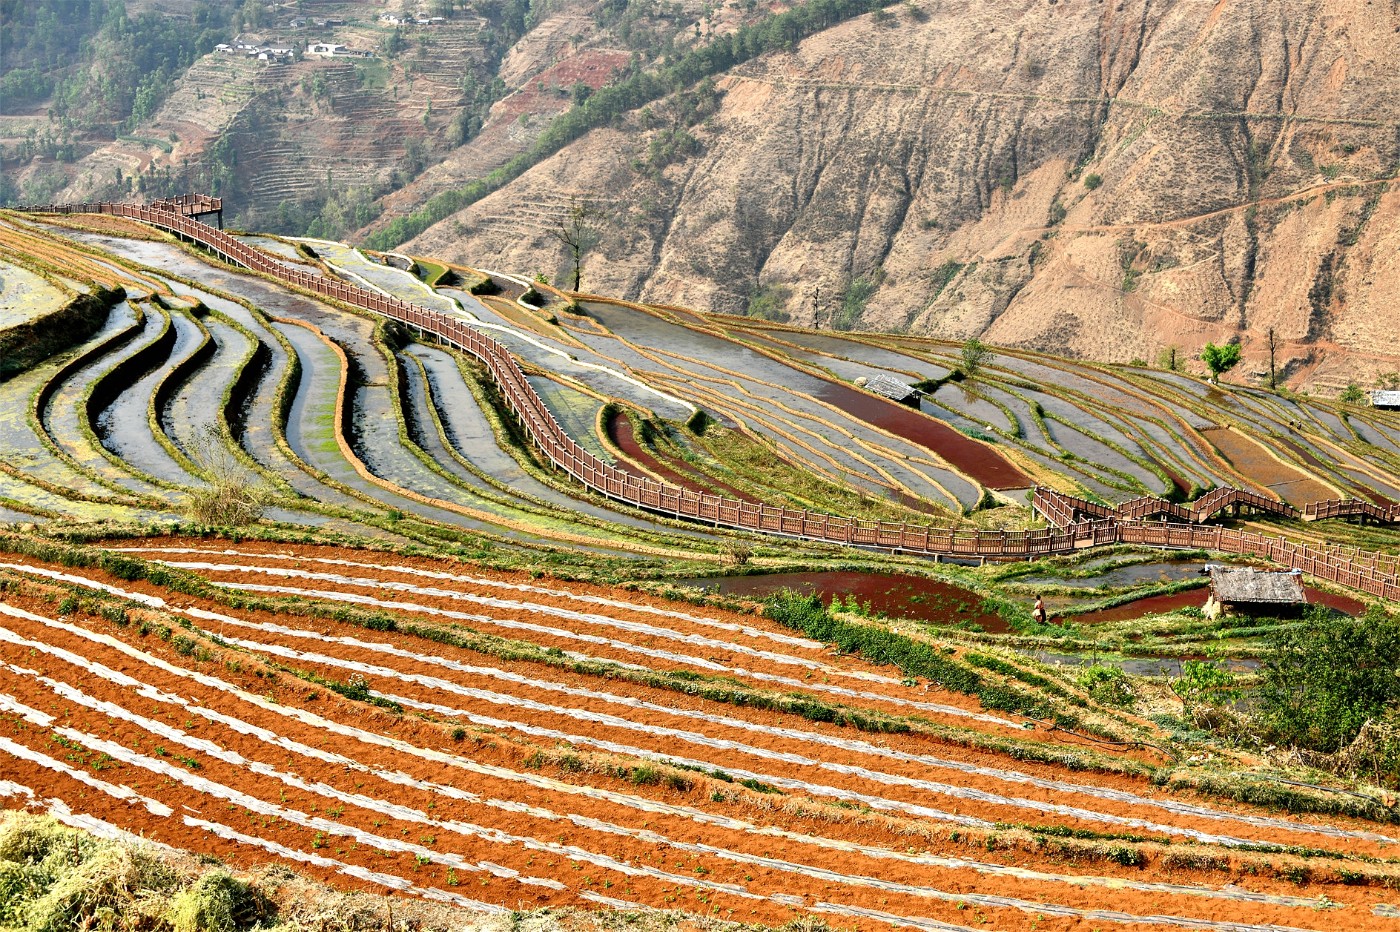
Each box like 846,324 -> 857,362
1032,594 -> 1048,625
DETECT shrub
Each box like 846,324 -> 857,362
167,871 -> 255,932
722,542 -> 753,566
1255,605 -> 1400,754
745,283 -> 792,322
1083,173 -> 1103,190
1076,664 -> 1134,707
1172,659 -> 1238,707
960,338 -> 993,377
833,272 -> 882,331
19,837 -> 178,932
1104,844 -> 1144,867
185,427 -> 269,527
684,408 -> 712,435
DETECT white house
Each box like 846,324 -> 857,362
306,42 -> 375,59
1372,390 -> 1400,410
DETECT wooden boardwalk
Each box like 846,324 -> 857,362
1049,488 -> 1298,525
17,198 -> 1399,601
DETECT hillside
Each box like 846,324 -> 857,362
5,1 -> 1400,390
394,0 -> 1400,395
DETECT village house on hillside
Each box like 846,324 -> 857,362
215,40 -> 294,62
306,42 -> 375,59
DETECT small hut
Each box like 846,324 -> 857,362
856,373 -> 921,406
1203,566 -> 1307,618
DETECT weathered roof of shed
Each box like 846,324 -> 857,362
1208,567 -> 1305,604
860,373 -> 919,402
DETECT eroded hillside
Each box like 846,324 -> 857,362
401,0 -> 1400,393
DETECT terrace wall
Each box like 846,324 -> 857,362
16,199 -> 1400,602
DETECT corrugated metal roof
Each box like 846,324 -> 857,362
860,373 -> 919,402
1208,567 -> 1306,604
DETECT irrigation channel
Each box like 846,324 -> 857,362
17,198 -> 1400,601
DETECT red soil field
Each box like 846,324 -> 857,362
677,569 -> 1010,633
1065,585 -> 1365,623
604,412 -> 747,498
809,380 -> 1030,490
1,540 -> 1397,931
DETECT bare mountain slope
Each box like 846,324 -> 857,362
404,0 -> 1400,392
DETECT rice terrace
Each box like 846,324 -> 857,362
3,195 -> 1400,932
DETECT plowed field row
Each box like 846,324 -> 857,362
1,545 -> 1398,930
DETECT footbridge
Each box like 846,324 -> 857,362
15,198 -> 1399,601
1045,488 -> 1299,525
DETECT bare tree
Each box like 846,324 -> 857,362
549,197 -> 602,293
1266,327 -> 1278,389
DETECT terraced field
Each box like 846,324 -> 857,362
2,199 -> 1400,930
4,539 -> 1400,931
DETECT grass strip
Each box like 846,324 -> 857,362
762,590 -> 1077,727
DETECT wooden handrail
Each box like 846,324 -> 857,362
15,198 -> 1398,596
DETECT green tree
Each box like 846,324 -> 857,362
1340,383 -> 1366,404
1083,173 -> 1103,190
960,337 -> 993,377
1200,341 -> 1241,383
1255,606 -> 1400,753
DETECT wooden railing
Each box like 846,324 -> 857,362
1035,487 -> 1400,602
150,194 -> 222,216
1112,488 -> 1296,524
1304,499 -> 1400,523
1116,522 -> 1400,603
18,198 -> 1399,597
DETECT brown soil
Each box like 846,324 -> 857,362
1065,585 -> 1365,624
604,412 -> 750,499
808,379 -> 1030,490
1063,589 -> 1207,623
679,570 -> 1010,634
1,544 -> 1398,930
1200,428 -> 1337,506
